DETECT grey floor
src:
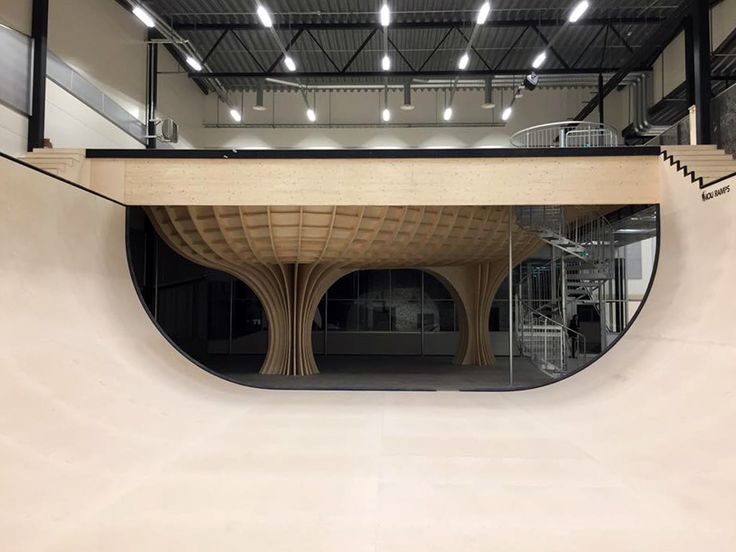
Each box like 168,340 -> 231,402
204,355 -> 562,391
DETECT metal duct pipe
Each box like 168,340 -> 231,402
630,73 -> 669,136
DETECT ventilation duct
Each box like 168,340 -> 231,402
629,73 -> 670,137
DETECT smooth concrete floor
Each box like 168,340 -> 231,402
205,355 -> 559,391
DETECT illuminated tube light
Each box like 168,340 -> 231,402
458,53 -> 470,70
568,1 -> 590,23
132,6 -> 155,28
501,106 -> 512,121
382,55 -> 391,71
476,2 -> 491,25
230,109 -> 242,122
306,108 -> 317,122
532,51 -> 547,69
443,107 -> 453,121
186,56 -> 203,72
380,4 -> 391,27
382,108 -> 391,122
284,55 -> 297,71
256,5 -> 273,28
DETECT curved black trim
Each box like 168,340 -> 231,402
126,205 -> 662,393
0,150 -> 125,206
88,146 -> 661,160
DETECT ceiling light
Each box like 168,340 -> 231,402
380,4 -> 391,27
443,107 -> 453,121
186,56 -> 202,72
230,109 -> 242,122
476,2 -> 491,25
532,51 -> 546,69
284,55 -> 297,71
382,55 -> 391,71
482,77 -> 495,109
253,83 -> 267,111
401,83 -> 415,111
132,6 -> 155,28
382,108 -> 391,122
306,108 -> 317,122
502,106 -> 512,121
256,5 -> 273,28
568,1 -> 590,23
458,53 -> 470,70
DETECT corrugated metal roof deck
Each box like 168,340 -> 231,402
143,0 -> 694,91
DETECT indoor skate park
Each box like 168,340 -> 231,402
1,0 -> 735,550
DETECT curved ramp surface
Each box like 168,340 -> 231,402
1,156 -> 735,551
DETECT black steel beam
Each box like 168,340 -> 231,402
531,25 -> 570,69
27,0 -> 48,152
684,17 -> 696,107
201,29 -> 230,65
340,29 -> 377,73
191,67 -> 647,80
306,30 -> 341,72
145,41 -> 158,150
171,17 -> 664,32
692,1 -> 711,143
266,28 -> 304,73
573,0 -> 697,121
417,28 -> 454,72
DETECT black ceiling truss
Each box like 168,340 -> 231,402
340,29 -> 377,73
455,27 -> 493,71
306,29 -> 341,72
266,28 -> 304,73
530,25 -> 570,69
574,0 -> 699,120
385,31 -> 416,72
171,18 -> 664,33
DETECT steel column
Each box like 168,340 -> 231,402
692,1 -> 712,144
27,0 -> 49,152
598,73 -> 605,124
146,41 -> 159,149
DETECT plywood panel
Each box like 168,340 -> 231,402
98,155 -> 660,206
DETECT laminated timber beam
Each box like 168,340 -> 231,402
83,150 -> 661,206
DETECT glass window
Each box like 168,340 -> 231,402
326,299 -> 358,331
424,272 -> 452,300
329,272 -> 358,299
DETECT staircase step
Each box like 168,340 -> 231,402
663,145 -> 718,151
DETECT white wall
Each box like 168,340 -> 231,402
44,80 -> 143,149
0,0 -> 205,149
0,0 -> 30,34
202,86 -> 606,149
157,50 -> 204,148
712,0 -> 736,48
0,103 -> 28,156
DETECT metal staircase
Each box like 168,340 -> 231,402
514,206 -> 617,376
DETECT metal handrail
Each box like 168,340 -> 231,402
515,296 -> 587,374
511,120 -> 619,148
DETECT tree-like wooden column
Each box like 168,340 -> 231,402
258,263 -> 348,376
428,264 -> 506,366
145,204 -> 544,373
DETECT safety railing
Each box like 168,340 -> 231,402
511,121 -> 619,148
515,296 -> 586,375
